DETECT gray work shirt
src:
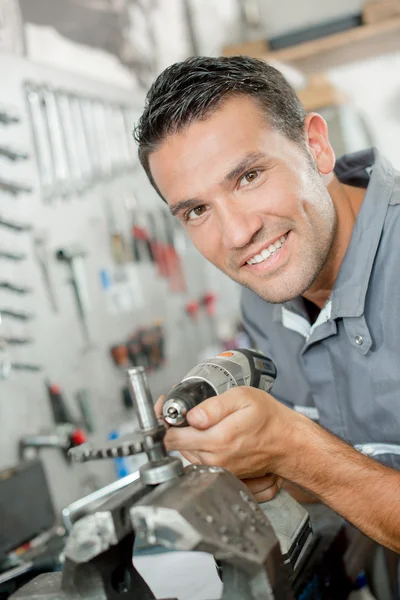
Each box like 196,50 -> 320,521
241,149 -> 400,470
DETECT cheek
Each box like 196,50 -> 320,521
189,224 -> 223,265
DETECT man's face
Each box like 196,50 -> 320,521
149,95 -> 336,303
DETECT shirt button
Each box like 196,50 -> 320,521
355,335 -> 363,345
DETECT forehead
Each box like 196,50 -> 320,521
148,95 -> 283,205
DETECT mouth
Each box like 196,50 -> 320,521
242,232 -> 290,267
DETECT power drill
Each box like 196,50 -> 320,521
162,349 -> 277,427
162,349 -> 314,573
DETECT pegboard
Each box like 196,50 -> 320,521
0,53 -> 241,514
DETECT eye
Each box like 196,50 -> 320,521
185,205 -> 207,222
239,169 -> 260,187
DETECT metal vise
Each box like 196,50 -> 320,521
10,367 -> 313,600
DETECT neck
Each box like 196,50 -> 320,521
302,177 -> 365,310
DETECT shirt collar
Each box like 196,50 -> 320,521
330,148 -> 395,318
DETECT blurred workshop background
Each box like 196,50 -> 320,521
0,1 -> 399,598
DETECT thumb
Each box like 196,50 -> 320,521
186,388 -> 249,430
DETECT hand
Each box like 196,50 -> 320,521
242,474 -> 284,502
155,386 -> 303,480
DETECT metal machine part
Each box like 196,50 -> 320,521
71,366 -> 184,486
163,349 -> 276,427
12,367 -> 301,600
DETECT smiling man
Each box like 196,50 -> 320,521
134,56 -> 400,552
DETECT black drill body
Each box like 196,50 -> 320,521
162,348 -> 276,427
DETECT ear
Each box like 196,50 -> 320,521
304,113 -> 335,175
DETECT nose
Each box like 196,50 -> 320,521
219,202 -> 263,250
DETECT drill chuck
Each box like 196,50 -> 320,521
163,379 -> 216,426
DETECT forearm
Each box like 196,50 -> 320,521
282,417 -> 400,552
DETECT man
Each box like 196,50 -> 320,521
134,56 -> 400,552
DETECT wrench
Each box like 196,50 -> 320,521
56,247 -> 92,345
0,146 -> 28,161
0,281 -> 31,294
0,309 -> 34,321
0,107 -> 19,125
0,215 -> 32,232
0,249 -> 27,260
34,234 -> 58,312
42,87 -> 71,199
25,83 -> 54,202
0,178 -> 32,195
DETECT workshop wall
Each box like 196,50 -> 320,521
0,19 -> 242,515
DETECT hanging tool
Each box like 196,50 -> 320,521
34,234 -> 58,312
25,82 -> 54,202
56,246 -> 92,345
162,348 -> 276,427
0,308 -> 34,321
124,195 -> 154,263
0,249 -> 27,261
0,337 -> 11,380
0,178 -> 33,196
46,380 -> 76,425
103,197 -> 128,264
0,281 -> 31,294
75,388 -> 96,434
11,363 -> 42,372
161,211 -> 187,292
41,87 -> 71,199
0,146 -> 28,161
200,291 -> 219,345
20,425 -> 87,464
0,215 -> 31,232
0,107 -> 19,125
3,336 -> 33,345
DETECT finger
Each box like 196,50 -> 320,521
242,474 -> 278,495
186,388 -> 251,430
154,395 -> 166,419
180,450 -> 202,465
252,481 -> 282,502
164,425 -> 215,452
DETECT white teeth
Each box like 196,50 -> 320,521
246,233 -> 287,265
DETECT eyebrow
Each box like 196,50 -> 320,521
169,151 -> 266,218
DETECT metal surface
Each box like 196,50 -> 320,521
10,369 -> 311,600
128,366 -> 158,430
71,367 -> 185,485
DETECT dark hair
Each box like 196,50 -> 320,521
134,55 -> 306,194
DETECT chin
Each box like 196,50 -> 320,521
246,274 -> 313,304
